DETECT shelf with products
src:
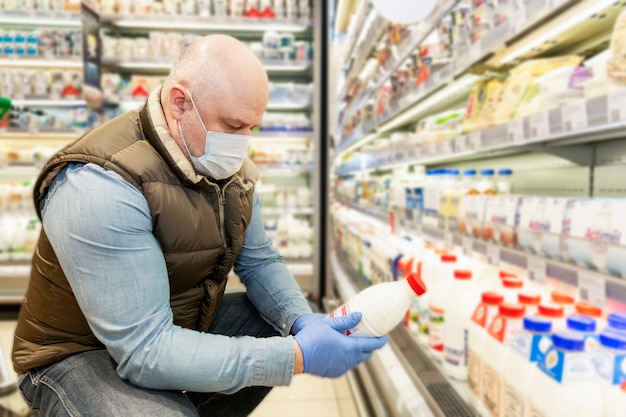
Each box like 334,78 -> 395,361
0,11 -> 81,28
0,57 -> 82,69
336,0 -> 623,151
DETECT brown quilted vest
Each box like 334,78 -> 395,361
12,100 -> 258,375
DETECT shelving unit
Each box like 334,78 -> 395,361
327,0 -> 626,416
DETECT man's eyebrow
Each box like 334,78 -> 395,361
220,117 -> 248,126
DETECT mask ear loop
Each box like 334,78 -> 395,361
178,119 -> 194,160
187,91 -> 208,134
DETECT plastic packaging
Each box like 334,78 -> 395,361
496,169 -> 513,194
530,331 -> 605,417
428,254 -> 459,359
442,270 -> 478,380
329,273 -> 427,337
537,303 -> 566,331
566,315 -> 599,351
500,277 -> 524,303
517,292 -> 541,316
550,291 -> 575,316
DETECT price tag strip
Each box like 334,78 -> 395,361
577,272 -> 607,307
487,244 -> 500,267
607,89 -> 626,123
561,100 -> 588,133
507,118 -> 524,143
527,258 -> 547,286
528,112 -> 550,140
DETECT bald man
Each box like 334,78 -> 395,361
12,35 -> 386,416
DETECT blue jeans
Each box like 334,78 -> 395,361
18,293 -> 281,417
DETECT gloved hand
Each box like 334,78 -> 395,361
291,313 -> 326,334
293,312 -> 388,378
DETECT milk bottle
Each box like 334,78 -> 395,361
607,311 -> 626,332
502,316 -> 553,417
428,254 -> 459,360
481,303 -> 526,417
550,291 -> 575,315
467,292 -> 504,415
517,292 -> 541,316
442,269 -> 479,380
500,278 -> 524,302
566,315 -> 599,351
590,328 -> 626,417
530,330 -> 604,417
414,247 -> 449,346
536,303 -> 566,331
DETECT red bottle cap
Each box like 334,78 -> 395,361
538,303 -> 564,318
441,254 -> 457,263
551,291 -> 575,305
482,292 -> 504,305
407,273 -> 427,296
434,248 -> 449,255
575,301 -> 603,318
499,303 -> 526,318
454,270 -> 472,280
499,270 -> 517,280
502,278 -> 524,288
518,292 -> 541,305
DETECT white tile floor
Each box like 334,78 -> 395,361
0,319 -> 359,417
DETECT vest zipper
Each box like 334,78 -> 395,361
209,177 -> 239,250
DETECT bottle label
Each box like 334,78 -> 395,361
329,300 -> 367,336
502,382 -> 526,417
538,348 -> 598,383
467,348 -> 482,396
482,363 -> 501,417
511,331 -> 552,363
429,306 -> 444,352
487,315 -> 522,344
590,349 -> 626,385
443,321 -> 468,369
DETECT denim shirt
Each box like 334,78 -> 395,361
40,163 -> 312,393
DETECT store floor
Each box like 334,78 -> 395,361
0,318 -> 359,417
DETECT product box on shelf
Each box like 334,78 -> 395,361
482,195 -> 522,247
458,194 -> 488,239
563,199 -> 626,278
517,197 -> 574,260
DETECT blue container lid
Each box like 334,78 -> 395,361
463,169 -> 476,176
523,316 -> 552,333
567,315 -> 597,333
450,169 -> 460,176
481,169 -> 495,176
552,331 -> 585,351
498,169 -> 513,175
608,312 -> 626,330
599,328 -> 626,350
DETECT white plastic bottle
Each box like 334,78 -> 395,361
573,301 -> 604,327
530,330 -> 605,417
442,269 -> 479,381
329,273 -> 427,337
550,291 -> 576,316
500,277 -> 524,303
502,316 -> 553,417
607,311 -> 626,332
590,328 -> 626,417
566,315 -> 599,351
536,303 -> 566,331
414,246 -> 447,346
481,303 -> 526,417
428,254 -> 459,360
467,291 -> 504,415
517,292 -> 541,316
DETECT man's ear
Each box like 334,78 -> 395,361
167,85 -> 187,121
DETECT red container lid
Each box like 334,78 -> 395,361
441,254 -> 457,263
499,303 -> 526,318
424,243 -> 437,250
454,270 -> 472,280
538,303 -> 564,318
518,292 -> 541,305
434,248 -> 449,255
551,291 -> 575,305
499,270 -> 518,280
502,278 -> 524,289
406,273 -> 427,296
482,292 -> 504,305
575,301 -> 603,318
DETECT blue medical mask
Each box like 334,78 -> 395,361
178,92 -> 249,180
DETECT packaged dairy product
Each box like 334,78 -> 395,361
530,330 -> 605,417
591,328 -> 626,386
566,315 -> 599,351
415,247 -> 449,346
503,316 -> 553,417
329,273 -> 427,337
537,303 -> 566,331
562,199 -> 626,277
442,270 -> 479,380
483,195 -> 522,246
517,292 -> 541,316
496,169 -> 513,195
428,254 -> 459,359
517,197 -> 571,260
458,193 -> 488,238
477,169 -> 497,194
606,381 -> 626,417
574,301 -> 603,320
500,277 -> 524,303
607,311 -> 626,332
481,303 -> 526,417
550,291 -> 575,316
468,292 -> 504,414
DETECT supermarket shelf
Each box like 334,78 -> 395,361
251,130 -> 313,141
101,57 -> 312,75
100,14 -> 312,34
0,57 -> 82,69
0,262 -> 29,305
261,207 -> 313,216
256,165 -> 312,175
339,0 -> 370,65
0,10 -> 81,27
266,101 -> 311,111
330,249 -> 475,417
339,91 -> 626,175
11,99 -> 85,107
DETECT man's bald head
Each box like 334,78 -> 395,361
163,34 -> 269,107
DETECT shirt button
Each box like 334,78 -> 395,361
282,323 -> 287,329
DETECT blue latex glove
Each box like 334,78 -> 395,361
291,313 -> 326,334
293,312 -> 388,378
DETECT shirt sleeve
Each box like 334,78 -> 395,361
41,163 -> 296,393
234,192 -> 313,335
